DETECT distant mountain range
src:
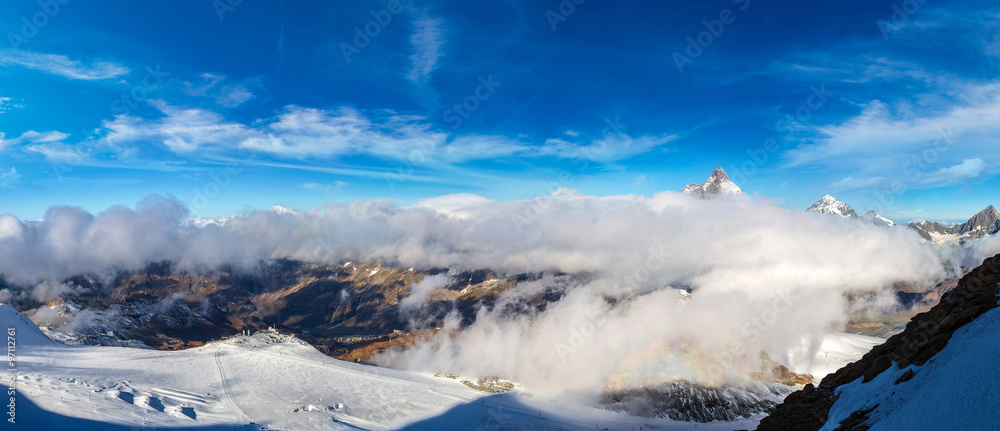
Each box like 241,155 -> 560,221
908,205 -> 1000,242
805,195 -> 896,227
805,194 -> 998,243
682,168 -> 996,243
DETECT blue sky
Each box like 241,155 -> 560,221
1,0 -> 998,222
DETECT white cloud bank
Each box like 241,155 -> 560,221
0,190 -> 984,396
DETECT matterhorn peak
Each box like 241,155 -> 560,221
806,195 -> 857,218
710,166 -> 730,181
682,166 -> 746,200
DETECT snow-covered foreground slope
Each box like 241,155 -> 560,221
768,333 -> 885,381
820,306 -> 1000,430
1,304 -> 761,430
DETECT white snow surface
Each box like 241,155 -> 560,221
859,210 -> 896,228
820,306 -> 1000,430
1,304 -> 762,430
806,195 -> 857,218
768,332 -> 885,381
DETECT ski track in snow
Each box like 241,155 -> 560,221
214,345 -> 250,423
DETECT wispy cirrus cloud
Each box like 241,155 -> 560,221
406,15 -> 445,86
298,181 -> 348,194
0,51 -> 128,80
830,176 -> 889,192
540,133 -> 677,163
182,73 -> 257,108
0,167 -> 22,188
96,101 -> 675,165
2,130 -> 71,149
920,158 -> 987,186
786,84 -> 1000,167
102,100 -> 251,154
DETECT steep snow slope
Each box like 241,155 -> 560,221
820,305 -> 1000,430
859,211 -> 896,228
768,333 -> 885,381
1,304 -> 761,430
757,253 -> 1000,431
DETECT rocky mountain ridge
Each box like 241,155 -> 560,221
908,205 -> 1000,242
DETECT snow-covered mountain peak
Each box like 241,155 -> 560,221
269,205 -> 296,214
860,210 -> 896,227
806,195 -> 857,218
681,166 -> 747,200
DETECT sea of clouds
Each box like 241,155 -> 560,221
1,189 -> 995,395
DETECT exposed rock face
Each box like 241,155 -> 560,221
756,253 -> 1000,430
906,220 -> 942,241
682,167 -> 746,199
907,205 -> 1000,242
599,380 -> 794,423
951,205 -> 1000,235
806,195 -> 858,218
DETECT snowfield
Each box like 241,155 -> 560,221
820,306 -> 1000,430
2,304 -> 766,430
768,332 -> 885,381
